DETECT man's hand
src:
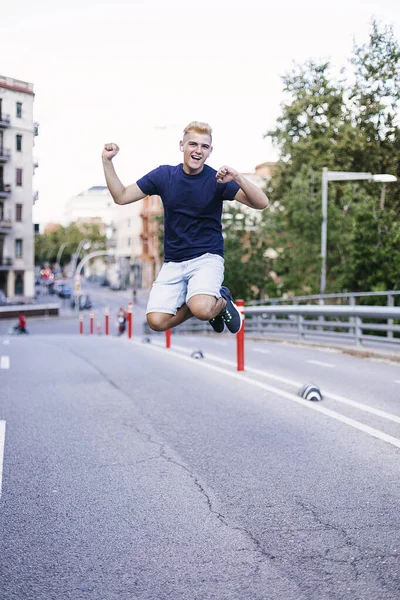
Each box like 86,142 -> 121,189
216,165 -> 238,183
102,143 -> 120,161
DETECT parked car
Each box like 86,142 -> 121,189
58,285 -> 73,299
0,290 -> 9,305
70,294 -> 93,310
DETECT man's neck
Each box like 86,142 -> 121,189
182,163 -> 205,176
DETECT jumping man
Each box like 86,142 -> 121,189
102,121 -> 269,334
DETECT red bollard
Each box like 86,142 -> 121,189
127,301 -> 133,339
236,299 -> 245,371
89,310 -> 94,335
79,313 -> 84,335
105,307 -> 109,336
165,329 -> 171,348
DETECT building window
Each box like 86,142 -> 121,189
127,218 -> 131,227
127,237 -> 131,247
16,102 -> 22,118
15,239 -> 23,258
14,272 -> 23,295
16,135 -> 22,151
16,204 -> 23,222
16,168 -> 22,186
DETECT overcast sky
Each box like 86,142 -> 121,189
1,0 -> 399,225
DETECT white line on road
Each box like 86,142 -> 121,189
0,356 -> 10,369
139,340 -> 400,447
149,341 -> 400,425
252,348 -> 272,354
307,360 -> 336,368
3,340 -> 10,345
395,381 -> 400,385
0,420 -> 6,499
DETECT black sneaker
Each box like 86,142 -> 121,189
209,314 -> 225,333
219,286 -> 243,334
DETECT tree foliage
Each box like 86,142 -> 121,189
34,223 -> 106,267
262,18 -> 400,296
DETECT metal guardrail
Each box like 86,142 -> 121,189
244,304 -> 400,346
157,302 -> 400,347
249,290 -> 400,307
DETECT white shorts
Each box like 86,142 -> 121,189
146,253 -> 225,315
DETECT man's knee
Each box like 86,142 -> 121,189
146,312 -> 169,331
188,295 -> 217,321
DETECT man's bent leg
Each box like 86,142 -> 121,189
146,304 -> 193,332
187,294 -> 225,321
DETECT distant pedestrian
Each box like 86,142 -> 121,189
117,307 -> 127,336
15,312 -> 28,334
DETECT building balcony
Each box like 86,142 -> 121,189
0,114 -> 11,128
0,257 -> 13,270
0,184 -> 11,199
0,218 -> 12,234
0,148 -> 11,162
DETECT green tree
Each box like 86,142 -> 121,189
35,223 -> 106,267
264,19 -> 400,296
223,207 -> 277,301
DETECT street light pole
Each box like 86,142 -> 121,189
320,169 -> 397,295
56,242 -> 72,266
70,239 -> 91,276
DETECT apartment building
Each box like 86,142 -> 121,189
0,75 -> 38,300
64,185 -> 114,226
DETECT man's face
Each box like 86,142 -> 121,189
180,131 -> 213,174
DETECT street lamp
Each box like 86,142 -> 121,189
70,239 -> 91,276
56,241 -> 74,266
320,168 -> 397,295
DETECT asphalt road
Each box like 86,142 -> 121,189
1,313 -> 400,599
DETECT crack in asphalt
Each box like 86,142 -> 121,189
294,496 -> 366,579
129,426 -> 277,568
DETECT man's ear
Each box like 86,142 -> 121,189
179,140 -> 184,152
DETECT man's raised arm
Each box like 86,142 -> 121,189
102,143 -> 146,205
216,165 -> 269,210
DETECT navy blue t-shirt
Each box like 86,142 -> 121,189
136,164 -> 240,262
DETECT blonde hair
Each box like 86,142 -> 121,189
183,121 -> 212,142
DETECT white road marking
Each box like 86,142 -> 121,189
307,360 -> 336,368
252,348 -> 272,354
3,340 -> 10,345
0,356 -> 10,369
0,420 -> 6,498
140,340 -> 400,446
395,380 -> 400,385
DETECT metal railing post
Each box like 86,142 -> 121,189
355,316 -> 362,346
387,294 -> 394,340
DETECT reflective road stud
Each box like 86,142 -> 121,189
299,383 -> 323,402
